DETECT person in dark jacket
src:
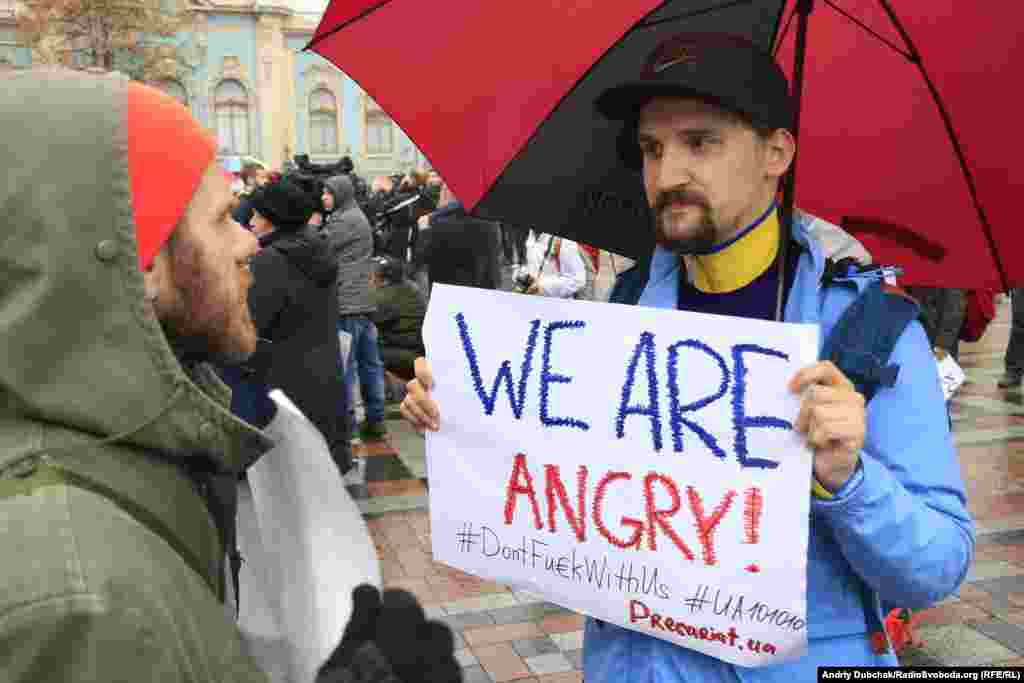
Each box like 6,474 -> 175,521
322,174 -> 389,441
241,179 -> 353,473
369,256 -> 427,380
420,183 -> 502,291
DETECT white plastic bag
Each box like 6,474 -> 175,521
236,390 -> 381,683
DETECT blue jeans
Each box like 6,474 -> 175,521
338,315 -> 386,424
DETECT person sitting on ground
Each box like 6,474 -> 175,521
369,256 -> 427,381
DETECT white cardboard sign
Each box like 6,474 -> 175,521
424,285 -> 819,667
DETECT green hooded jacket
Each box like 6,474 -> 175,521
0,69 -> 276,681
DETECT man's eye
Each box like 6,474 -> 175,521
689,136 -> 716,151
640,143 -> 661,159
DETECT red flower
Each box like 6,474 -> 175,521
883,608 -> 924,655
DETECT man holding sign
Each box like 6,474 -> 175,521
402,34 -> 973,680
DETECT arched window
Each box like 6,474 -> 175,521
364,94 -> 392,156
214,79 -> 249,155
157,79 -> 188,106
309,88 -> 338,154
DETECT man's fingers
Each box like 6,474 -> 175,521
414,356 -> 435,391
401,398 -> 438,432
796,392 -> 863,437
399,402 -> 428,434
804,407 -> 864,448
803,384 -> 862,406
790,361 -> 855,393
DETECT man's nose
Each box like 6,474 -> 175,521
234,219 -> 260,256
657,144 -> 693,192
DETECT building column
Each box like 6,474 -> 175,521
255,13 -> 285,170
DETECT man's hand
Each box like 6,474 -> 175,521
400,357 -> 440,433
417,214 -> 430,230
789,361 -> 866,493
318,586 -> 461,683
317,585 -> 382,678
525,281 -> 541,295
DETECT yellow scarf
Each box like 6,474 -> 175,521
684,209 -> 780,293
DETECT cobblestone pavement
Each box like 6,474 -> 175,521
346,292 -> 1024,678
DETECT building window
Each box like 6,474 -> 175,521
309,88 -> 338,154
214,79 -> 249,155
157,79 -> 188,106
364,94 -> 392,156
0,28 -> 15,66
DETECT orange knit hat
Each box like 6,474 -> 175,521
126,81 -> 218,270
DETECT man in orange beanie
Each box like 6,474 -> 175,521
0,69 -> 458,683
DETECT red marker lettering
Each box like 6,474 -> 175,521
504,453 -> 543,529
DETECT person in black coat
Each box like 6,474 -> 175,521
420,184 -> 502,291
227,179 -> 353,474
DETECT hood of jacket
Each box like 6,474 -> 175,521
324,174 -> 357,212
264,225 -> 339,286
0,69 -> 272,475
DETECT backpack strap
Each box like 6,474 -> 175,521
820,267 -> 921,403
818,264 -> 921,654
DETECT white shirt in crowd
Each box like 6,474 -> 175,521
521,231 -> 586,299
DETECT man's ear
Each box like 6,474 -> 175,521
763,128 -> 797,180
142,247 -> 172,311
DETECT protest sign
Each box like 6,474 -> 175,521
424,285 -> 819,667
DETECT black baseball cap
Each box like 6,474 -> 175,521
595,33 -> 795,133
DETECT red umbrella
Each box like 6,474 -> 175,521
773,0 -> 1021,289
308,1 -> 1021,290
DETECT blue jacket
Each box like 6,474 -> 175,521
584,211 -> 974,682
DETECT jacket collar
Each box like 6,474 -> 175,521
636,210 -> 835,323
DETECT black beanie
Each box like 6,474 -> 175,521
248,180 -> 316,233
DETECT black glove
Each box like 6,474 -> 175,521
373,589 -> 461,683
318,585 -> 461,683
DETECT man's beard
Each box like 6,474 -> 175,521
160,240 -> 255,366
653,189 -> 718,256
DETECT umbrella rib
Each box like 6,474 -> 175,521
821,0 -> 914,62
304,0 -> 394,52
771,5 -> 797,56
878,0 -> 1011,291
635,0 -> 755,30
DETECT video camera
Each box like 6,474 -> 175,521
369,190 -> 427,256
283,154 -> 373,216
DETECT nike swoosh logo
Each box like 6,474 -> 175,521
653,55 -> 692,73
